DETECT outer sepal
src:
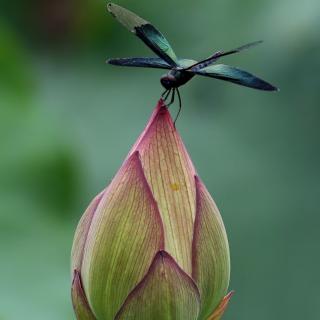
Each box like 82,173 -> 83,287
115,251 -> 200,320
71,270 -> 96,320
207,291 -> 234,320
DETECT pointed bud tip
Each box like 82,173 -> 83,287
156,98 -> 171,115
154,98 -> 176,130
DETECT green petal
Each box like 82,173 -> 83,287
115,251 -> 200,320
81,152 -> 164,320
71,270 -> 96,320
129,100 -> 197,275
207,292 -> 234,320
192,176 -> 230,319
71,191 -> 105,275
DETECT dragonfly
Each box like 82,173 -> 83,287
107,3 -> 278,121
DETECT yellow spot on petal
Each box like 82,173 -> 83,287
170,183 -> 180,191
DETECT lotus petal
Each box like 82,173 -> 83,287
71,270 -> 96,320
81,152 -> 164,319
129,99 -> 197,275
71,191 -> 105,274
115,251 -> 200,319
192,176 -> 230,319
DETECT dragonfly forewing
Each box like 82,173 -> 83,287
107,3 -> 179,67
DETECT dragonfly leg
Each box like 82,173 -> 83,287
173,88 -> 182,126
161,89 -> 168,97
167,88 -> 175,106
164,89 -> 171,101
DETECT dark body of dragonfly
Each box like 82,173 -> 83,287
107,3 -> 278,120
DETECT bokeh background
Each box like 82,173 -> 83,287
1,0 -> 319,319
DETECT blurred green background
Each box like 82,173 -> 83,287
1,0 -> 319,319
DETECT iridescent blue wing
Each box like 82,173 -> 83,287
207,40 -> 263,62
107,3 -> 178,67
178,59 -> 198,69
186,41 -> 263,71
190,64 -> 278,91
107,57 -> 171,69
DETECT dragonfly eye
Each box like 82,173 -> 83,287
160,75 -> 174,89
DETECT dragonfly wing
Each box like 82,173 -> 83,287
107,57 -> 171,69
187,40 -> 263,71
178,58 -> 198,69
190,64 -> 278,91
222,40 -> 263,56
107,3 -> 178,67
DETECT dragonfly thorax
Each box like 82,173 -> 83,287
160,70 -> 194,90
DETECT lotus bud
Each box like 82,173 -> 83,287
71,100 -> 232,320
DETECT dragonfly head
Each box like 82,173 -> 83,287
160,74 -> 176,90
